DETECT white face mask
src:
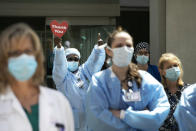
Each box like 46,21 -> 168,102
108,46 -> 134,67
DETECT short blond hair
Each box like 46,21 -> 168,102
0,23 -> 45,93
158,53 -> 184,87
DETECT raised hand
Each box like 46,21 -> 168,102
54,37 -> 62,48
97,33 -> 104,46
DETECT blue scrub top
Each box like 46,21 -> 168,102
147,64 -> 161,82
174,83 -> 196,131
86,68 -> 170,131
52,45 -> 105,131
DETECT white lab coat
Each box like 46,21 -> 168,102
0,86 -> 74,131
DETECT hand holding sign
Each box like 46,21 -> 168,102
54,37 -> 62,48
97,33 -> 104,46
50,20 -> 68,38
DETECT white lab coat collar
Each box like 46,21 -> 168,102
0,86 -> 32,130
0,86 -> 55,131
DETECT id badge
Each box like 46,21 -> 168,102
130,91 -> 141,101
122,89 -> 141,102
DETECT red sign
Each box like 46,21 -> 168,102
50,20 -> 68,38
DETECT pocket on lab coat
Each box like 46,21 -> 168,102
0,101 -> 12,131
0,120 -> 9,131
0,100 -> 13,114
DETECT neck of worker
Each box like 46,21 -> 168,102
11,79 -> 39,98
112,64 -> 129,82
137,63 -> 148,71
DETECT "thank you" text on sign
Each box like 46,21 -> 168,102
50,20 -> 68,38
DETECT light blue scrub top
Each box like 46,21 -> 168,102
86,68 -> 170,131
174,83 -> 196,131
52,45 -> 105,131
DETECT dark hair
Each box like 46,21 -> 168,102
107,27 -> 142,89
127,63 -> 142,89
107,26 -> 124,47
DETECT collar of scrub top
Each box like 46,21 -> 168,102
109,67 -> 133,90
108,67 -> 141,102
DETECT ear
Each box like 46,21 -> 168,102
106,48 -> 113,57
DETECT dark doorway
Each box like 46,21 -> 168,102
0,17 -> 45,31
117,10 -> 149,63
117,10 -> 149,45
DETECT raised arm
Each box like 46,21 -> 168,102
81,44 -> 106,81
52,45 -> 68,88
122,85 -> 170,130
86,76 -> 131,131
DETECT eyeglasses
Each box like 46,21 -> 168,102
8,49 -> 34,57
67,57 -> 79,62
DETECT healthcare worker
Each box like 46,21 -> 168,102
158,53 -> 189,130
52,36 -> 106,131
86,27 -> 170,131
174,83 -> 196,131
0,23 -> 74,131
134,42 -> 161,82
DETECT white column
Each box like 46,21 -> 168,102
166,0 -> 196,84
150,0 -> 166,65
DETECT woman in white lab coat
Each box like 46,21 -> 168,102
0,23 -> 74,131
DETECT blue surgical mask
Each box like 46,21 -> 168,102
136,55 -> 149,65
165,67 -> 181,81
68,61 -> 79,72
8,54 -> 37,82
